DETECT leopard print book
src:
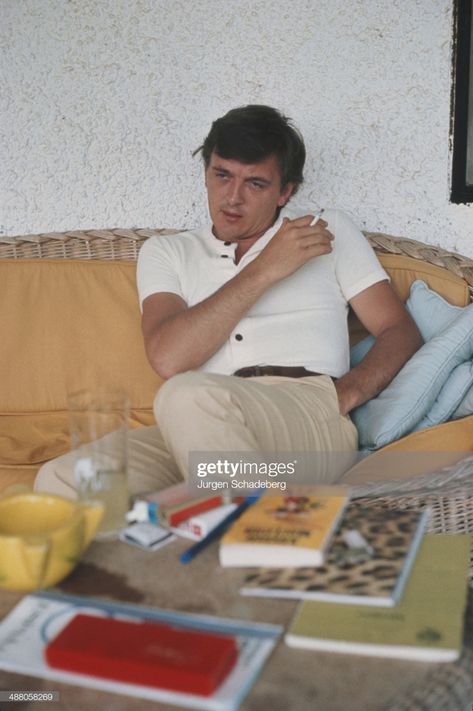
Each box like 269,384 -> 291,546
241,502 -> 428,605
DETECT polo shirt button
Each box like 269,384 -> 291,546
235,334 -> 243,341
220,254 -> 229,258
224,241 -> 232,246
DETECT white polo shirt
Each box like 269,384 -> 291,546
137,207 -> 387,377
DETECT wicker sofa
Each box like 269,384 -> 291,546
1,227 -> 473,527
3,226 -> 473,709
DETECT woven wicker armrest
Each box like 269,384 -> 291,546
0,227 -> 180,261
365,231 -> 473,297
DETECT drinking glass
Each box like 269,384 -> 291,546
68,389 -> 129,538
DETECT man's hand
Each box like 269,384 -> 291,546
251,215 -> 334,283
333,377 -> 361,417
332,281 -> 423,415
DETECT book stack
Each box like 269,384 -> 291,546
239,500 -> 429,606
218,489 -> 471,662
284,534 -> 470,662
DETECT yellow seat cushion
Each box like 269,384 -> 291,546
343,414 -> 473,484
0,410 -> 157,466
0,464 -> 40,495
0,260 -> 161,466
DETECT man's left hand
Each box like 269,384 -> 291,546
333,379 -> 354,417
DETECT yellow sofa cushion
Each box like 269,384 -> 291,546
377,252 -> 470,304
342,414 -> 473,484
0,260 -> 161,465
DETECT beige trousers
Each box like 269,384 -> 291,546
34,372 -> 358,498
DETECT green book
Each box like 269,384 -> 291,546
285,534 -> 471,662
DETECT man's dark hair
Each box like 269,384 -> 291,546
194,105 -> 306,194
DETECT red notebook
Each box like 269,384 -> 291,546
45,613 -> 238,696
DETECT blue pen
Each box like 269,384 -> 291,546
180,494 -> 261,564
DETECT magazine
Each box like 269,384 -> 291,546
0,590 -> 282,711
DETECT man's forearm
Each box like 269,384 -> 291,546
146,261 -> 273,378
335,321 -> 423,415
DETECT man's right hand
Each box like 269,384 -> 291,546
251,214 -> 334,284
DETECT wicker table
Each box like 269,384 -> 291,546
0,533 -> 472,711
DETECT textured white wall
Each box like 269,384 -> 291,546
2,0 -> 473,257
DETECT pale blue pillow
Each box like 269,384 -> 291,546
414,361 -> 473,430
406,280 -> 463,340
351,303 -> 473,450
350,279 -> 464,368
407,280 -> 473,425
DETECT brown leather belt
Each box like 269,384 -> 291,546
233,365 -> 324,378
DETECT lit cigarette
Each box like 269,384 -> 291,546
310,208 -> 325,226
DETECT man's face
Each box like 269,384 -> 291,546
205,152 -> 294,244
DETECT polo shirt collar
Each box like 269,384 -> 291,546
206,209 -> 289,262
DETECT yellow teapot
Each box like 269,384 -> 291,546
0,492 -> 103,591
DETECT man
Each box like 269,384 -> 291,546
35,105 -> 421,497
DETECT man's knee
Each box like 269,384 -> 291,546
154,371 -> 228,422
